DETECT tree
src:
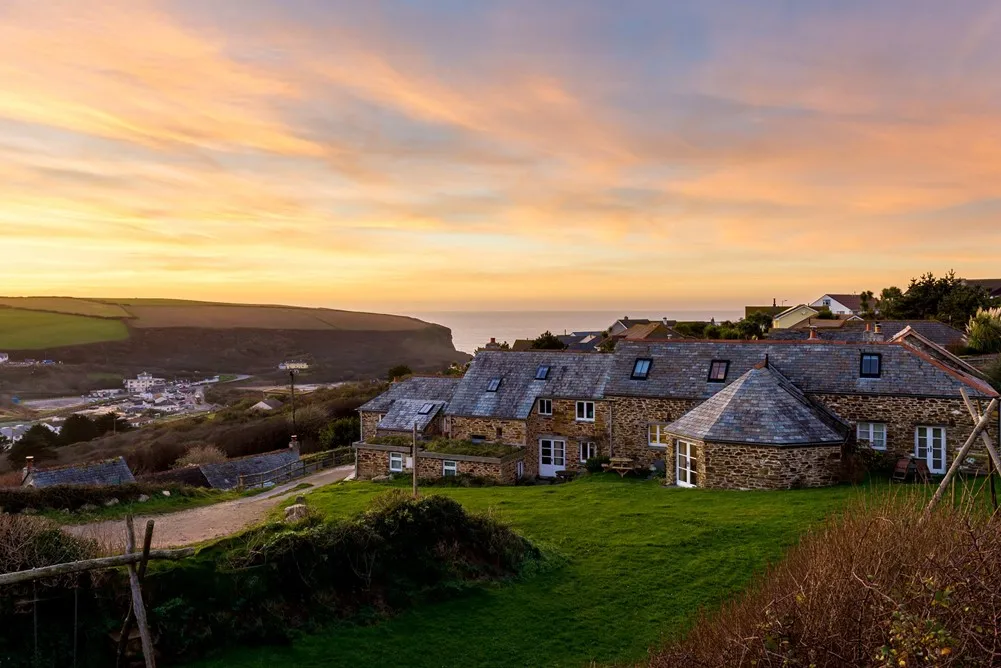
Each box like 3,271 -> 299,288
320,416 -> 361,448
60,414 -> 99,446
814,306 -> 836,320
172,444 -> 227,468
7,432 -> 58,467
94,413 -> 132,436
22,424 -> 59,448
387,365 -> 413,381
879,286 -> 904,317
859,290 -> 875,317
530,331 -> 567,350
738,312 -> 773,339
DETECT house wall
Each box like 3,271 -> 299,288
773,307 -> 817,329
526,399 -> 610,474
354,445 -> 520,483
810,296 -> 854,314
694,441 -> 842,490
811,394 -> 1000,460
449,416 -> 527,446
608,396 -> 698,470
359,411 -> 381,442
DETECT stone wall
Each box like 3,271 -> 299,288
525,399 -> 610,473
359,411 -> 381,442
449,416 -> 527,446
356,445 -> 408,478
608,396 -> 698,471
355,444 -> 522,484
812,394 -> 1000,460
698,441 -> 843,490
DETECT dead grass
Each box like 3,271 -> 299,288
652,488 -> 1001,667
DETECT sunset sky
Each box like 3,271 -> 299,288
2,0 -> 1000,312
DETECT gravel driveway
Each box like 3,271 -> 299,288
65,465 -> 354,549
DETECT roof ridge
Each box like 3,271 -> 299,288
30,456 -> 128,474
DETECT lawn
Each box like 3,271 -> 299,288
192,475 -> 866,668
0,308 -> 129,349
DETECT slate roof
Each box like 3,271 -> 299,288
378,399 -> 446,431
357,376 -> 461,412
666,364 -> 848,446
822,294 -> 863,311
606,340 -> 998,400
24,456 -> 135,488
965,278 -> 1001,297
622,322 -> 689,340
769,320 -> 967,347
447,351 -> 612,419
199,448 -> 300,490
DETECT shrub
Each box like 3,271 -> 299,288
653,493 -> 1001,667
0,483 -> 195,513
172,444 -> 227,468
320,416 -> 360,448
966,307 -> 1001,354
585,455 -> 610,473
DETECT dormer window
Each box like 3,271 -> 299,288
486,378 -> 502,392
418,402 -> 434,415
631,358 -> 652,380
860,353 -> 881,378
535,365 -> 550,380
707,360 -> 729,383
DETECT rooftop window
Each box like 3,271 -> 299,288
486,377 -> 502,392
631,358 -> 652,380
535,365 -> 550,380
707,360 -> 729,383
860,353 -> 882,378
418,402 -> 435,415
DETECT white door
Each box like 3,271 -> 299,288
539,439 -> 566,477
676,440 -> 698,488
915,426 -> 946,474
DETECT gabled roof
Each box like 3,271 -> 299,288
199,448 -> 300,490
769,320 -> 967,348
447,351 -> 612,419
358,376 -> 461,413
612,317 -> 652,331
819,294 -> 863,311
606,340 -> 998,400
621,322 -> 689,340
965,278 -> 1001,296
252,398 -> 284,410
774,304 -> 818,320
665,364 -> 848,446
24,456 -> 135,488
378,399 -> 446,432
890,326 -> 983,378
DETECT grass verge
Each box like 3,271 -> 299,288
47,487 -> 254,524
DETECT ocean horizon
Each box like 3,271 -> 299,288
408,310 -> 745,355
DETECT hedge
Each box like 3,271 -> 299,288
0,483 -> 196,514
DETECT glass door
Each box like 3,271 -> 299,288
915,426 -> 946,474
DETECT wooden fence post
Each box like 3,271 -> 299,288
124,516 -> 157,668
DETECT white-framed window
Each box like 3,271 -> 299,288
676,440 -> 698,488
579,441 -> 597,463
516,460 -> 524,480
856,422 -> 887,450
443,460 -> 458,476
576,401 -> 595,422
389,452 -> 404,472
538,399 -> 553,416
648,424 -> 671,448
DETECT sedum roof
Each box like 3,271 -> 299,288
665,364 -> 848,446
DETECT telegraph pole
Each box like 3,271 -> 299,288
280,361 -> 309,438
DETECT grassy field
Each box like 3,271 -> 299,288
193,475 -> 866,668
0,308 -> 129,349
0,297 -> 132,318
46,487 -> 255,524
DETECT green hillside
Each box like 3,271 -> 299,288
0,308 -> 129,350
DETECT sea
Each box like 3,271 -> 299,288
408,310 -> 744,355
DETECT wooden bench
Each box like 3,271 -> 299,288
602,457 -> 636,478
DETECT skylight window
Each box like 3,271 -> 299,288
631,358 -> 652,379
486,378 -> 502,392
708,360 -> 729,383
418,402 -> 435,415
535,365 -> 550,380
860,353 -> 882,378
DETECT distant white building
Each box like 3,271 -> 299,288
125,372 -> 166,394
0,353 -> 8,364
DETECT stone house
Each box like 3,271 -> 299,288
22,456 -> 136,487
353,337 -> 999,489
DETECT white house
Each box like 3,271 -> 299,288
125,372 -> 166,394
809,294 -> 863,315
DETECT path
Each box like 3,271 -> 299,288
65,465 -> 354,549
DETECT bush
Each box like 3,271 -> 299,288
0,483 -> 195,513
966,307 -> 1001,354
585,455 -> 610,474
320,416 -> 360,448
172,444 -> 227,468
653,493 -> 1001,667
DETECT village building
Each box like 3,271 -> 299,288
22,456 -> 135,488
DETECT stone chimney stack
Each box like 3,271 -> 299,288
865,322 -> 871,332
808,326 -> 819,340
289,434 -> 299,453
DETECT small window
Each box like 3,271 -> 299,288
631,358 -> 652,379
576,401 -> 595,422
418,402 -> 434,415
486,378 -> 502,392
648,424 -> 670,448
471,434 -> 487,444
516,460 -> 525,480
389,452 -> 404,472
495,426 -> 503,439
708,360 -> 729,383
857,422 -> 887,450
579,441 -> 597,463
860,353 -> 881,378
443,460 -> 458,476
535,365 -> 550,380
538,399 -> 553,416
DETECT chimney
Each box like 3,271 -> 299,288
289,435 -> 299,454
24,455 -> 33,472
808,326 -> 819,340
773,298 -> 777,307
490,337 -> 496,344
865,322 -> 871,332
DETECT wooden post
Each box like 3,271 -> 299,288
117,520 -> 155,667
923,397 -> 999,518
0,549 -> 194,587
412,422 -> 418,498
124,516 -> 157,668
959,389 -> 1001,476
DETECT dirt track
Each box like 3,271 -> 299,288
65,465 -> 354,549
